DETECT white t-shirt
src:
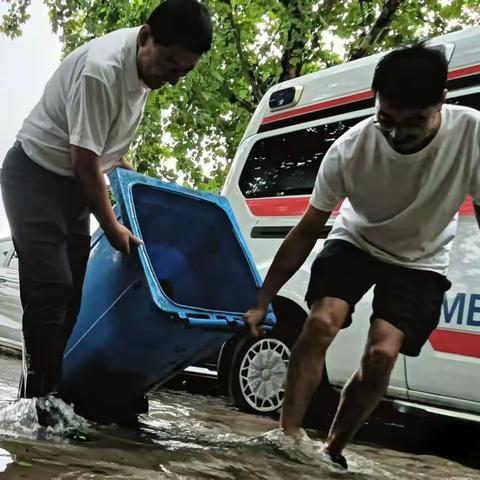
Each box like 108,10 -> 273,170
310,105 -> 480,275
16,27 -> 149,176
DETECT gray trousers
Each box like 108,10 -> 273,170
1,142 -> 90,398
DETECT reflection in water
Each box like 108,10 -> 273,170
0,447 -> 13,473
0,355 -> 478,479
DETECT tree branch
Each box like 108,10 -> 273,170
304,0 -> 337,64
278,0 -> 338,82
224,85 -> 256,113
278,0 -> 306,81
348,0 -> 408,61
221,0 -> 263,103
0,0 -> 31,38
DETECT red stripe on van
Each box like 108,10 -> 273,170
262,91 -> 374,125
246,197 -> 310,216
246,196 -> 474,217
460,196 -> 474,216
429,329 -> 480,358
262,64 -> 480,126
448,64 -> 480,80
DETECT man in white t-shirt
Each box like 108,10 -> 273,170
244,44 -> 480,469
0,0 -> 212,412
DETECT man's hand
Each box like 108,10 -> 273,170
118,157 -> 135,171
242,205 -> 332,338
105,223 -> 143,255
243,305 -> 268,337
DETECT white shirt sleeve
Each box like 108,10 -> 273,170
310,143 -> 347,211
66,74 -> 117,156
468,129 -> 480,205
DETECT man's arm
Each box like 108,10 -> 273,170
244,205 -> 332,336
72,145 -> 142,255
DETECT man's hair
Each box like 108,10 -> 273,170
146,0 -> 212,54
371,43 -> 448,109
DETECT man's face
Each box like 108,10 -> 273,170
374,93 -> 445,154
137,25 -> 201,90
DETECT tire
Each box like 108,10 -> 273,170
216,334 -> 242,392
228,333 -> 294,414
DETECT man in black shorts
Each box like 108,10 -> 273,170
244,44 -> 480,469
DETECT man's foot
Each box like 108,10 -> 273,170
35,396 -> 58,428
282,427 -> 310,442
321,448 -> 348,470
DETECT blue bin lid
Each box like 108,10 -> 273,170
108,169 -> 276,331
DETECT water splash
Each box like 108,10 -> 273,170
0,395 -> 91,441
0,398 -> 40,438
248,428 -> 406,479
141,416 -> 249,451
143,415 -> 351,475
249,428 -> 346,471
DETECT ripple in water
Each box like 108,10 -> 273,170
140,405 -> 434,480
0,385 -> 477,479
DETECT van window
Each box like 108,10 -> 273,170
448,91 -> 480,110
239,89 -> 480,200
239,116 -> 368,199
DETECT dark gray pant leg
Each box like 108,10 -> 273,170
1,143 -> 90,398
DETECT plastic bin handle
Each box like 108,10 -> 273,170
183,312 -> 274,333
183,314 -> 244,332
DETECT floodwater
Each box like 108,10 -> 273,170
0,354 -> 479,479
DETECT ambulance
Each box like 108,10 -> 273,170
218,26 -> 480,421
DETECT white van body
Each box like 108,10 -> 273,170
222,26 -> 480,418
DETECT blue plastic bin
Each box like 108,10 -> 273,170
62,169 -> 275,417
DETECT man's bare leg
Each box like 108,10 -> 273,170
324,319 -> 404,455
280,297 -> 349,437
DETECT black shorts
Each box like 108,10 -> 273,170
305,240 -> 451,357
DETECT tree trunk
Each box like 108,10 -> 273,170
279,0 -> 340,81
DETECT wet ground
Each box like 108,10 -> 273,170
0,354 -> 479,479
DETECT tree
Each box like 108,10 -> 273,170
2,0 -> 479,190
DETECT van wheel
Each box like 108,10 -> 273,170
228,333 -> 293,414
